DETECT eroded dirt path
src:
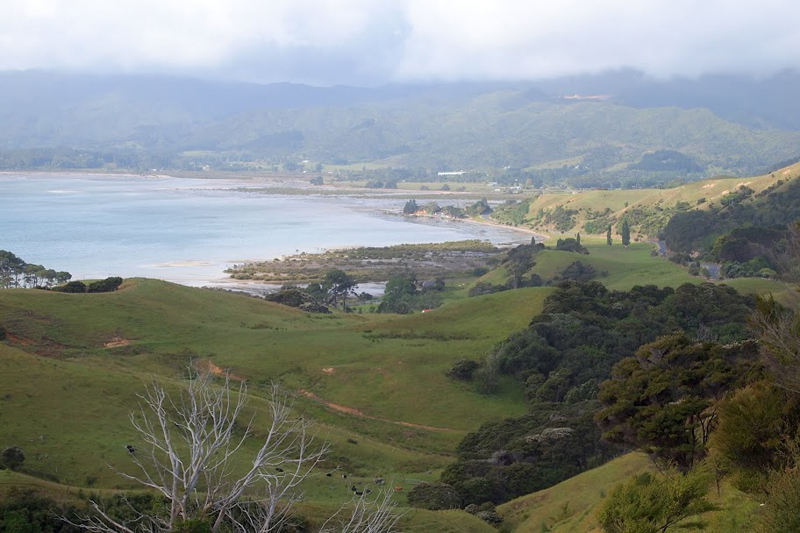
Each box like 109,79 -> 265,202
298,389 -> 458,432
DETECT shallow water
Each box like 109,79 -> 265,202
1,173 -> 531,284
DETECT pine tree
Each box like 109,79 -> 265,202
576,233 -> 581,245
606,225 -> 613,246
621,220 -> 631,247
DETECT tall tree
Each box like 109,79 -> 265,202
621,219 -> 631,247
607,225 -> 613,246
402,199 -> 418,215
377,276 -> 417,314
596,335 -> 759,470
323,269 -> 357,311
505,244 -> 537,289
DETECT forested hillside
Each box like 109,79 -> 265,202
2,70 -> 800,182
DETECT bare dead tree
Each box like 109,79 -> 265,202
319,488 -> 403,533
68,372 -> 337,532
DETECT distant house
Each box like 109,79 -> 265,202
437,171 -> 465,176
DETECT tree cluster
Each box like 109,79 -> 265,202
443,280 -> 756,507
50,277 -> 124,294
377,274 -> 444,314
0,250 -> 72,289
596,238 -> 800,532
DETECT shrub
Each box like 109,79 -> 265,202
87,277 -> 123,293
458,478 -> 495,506
554,238 -> 588,254
759,467 -> 800,533
264,288 -> 330,313
473,365 -> 499,394
555,261 -> 596,282
54,280 -> 87,293
1,446 -> 25,470
0,488 -> 82,532
710,382 -> 800,492
447,359 -> 481,381
407,482 -> 461,510
468,282 -> 503,297
599,471 -> 716,533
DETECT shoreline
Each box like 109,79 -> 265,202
5,170 -> 546,288
398,212 -> 550,243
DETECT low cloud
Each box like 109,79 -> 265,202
0,0 -> 797,84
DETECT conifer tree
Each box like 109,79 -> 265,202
621,220 -> 631,247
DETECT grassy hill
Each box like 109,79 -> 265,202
0,280 -> 555,490
496,452 -> 760,533
2,216 -> 793,530
497,453 -> 652,532
0,247 -> 786,530
0,279 -> 568,531
474,241 -> 790,299
511,161 -> 800,238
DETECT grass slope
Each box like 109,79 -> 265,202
0,280 -> 552,500
525,161 -> 800,236
475,241 -> 789,296
497,453 -> 652,532
532,243 -> 697,291
0,251 -> 782,530
0,279 -> 548,432
496,451 -> 762,533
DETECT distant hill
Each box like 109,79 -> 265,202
1,70 -> 800,178
511,161 -> 800,238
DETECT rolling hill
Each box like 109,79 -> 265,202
510,160 -> 800,239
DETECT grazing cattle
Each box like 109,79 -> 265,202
275,467 -> 284,473
394,487 -> 403,492
125,445 -> 135,454
341,473 -> 348,479
355,491 -> 363,496
326,472 -> 333,477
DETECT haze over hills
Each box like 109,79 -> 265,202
2,69 -> 800,179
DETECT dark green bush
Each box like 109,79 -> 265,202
87,277 -> 123,293
446,359 -> 481,381
760,467 -> 800,533
54,280 -> 87,293
407,482 -> 462,510
0,488 -> 82,532
599,471 -> 716,533
1,446 -> 25,470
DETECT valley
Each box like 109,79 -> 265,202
2,161 -> 797,529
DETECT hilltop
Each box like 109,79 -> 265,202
500,160 -> 800,240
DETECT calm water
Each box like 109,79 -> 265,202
1,173 -> 530,285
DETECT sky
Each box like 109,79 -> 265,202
1,0 -> 798,86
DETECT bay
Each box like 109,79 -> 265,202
1,173 -> 531,285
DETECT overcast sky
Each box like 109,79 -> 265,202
1,0 -> 798,85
